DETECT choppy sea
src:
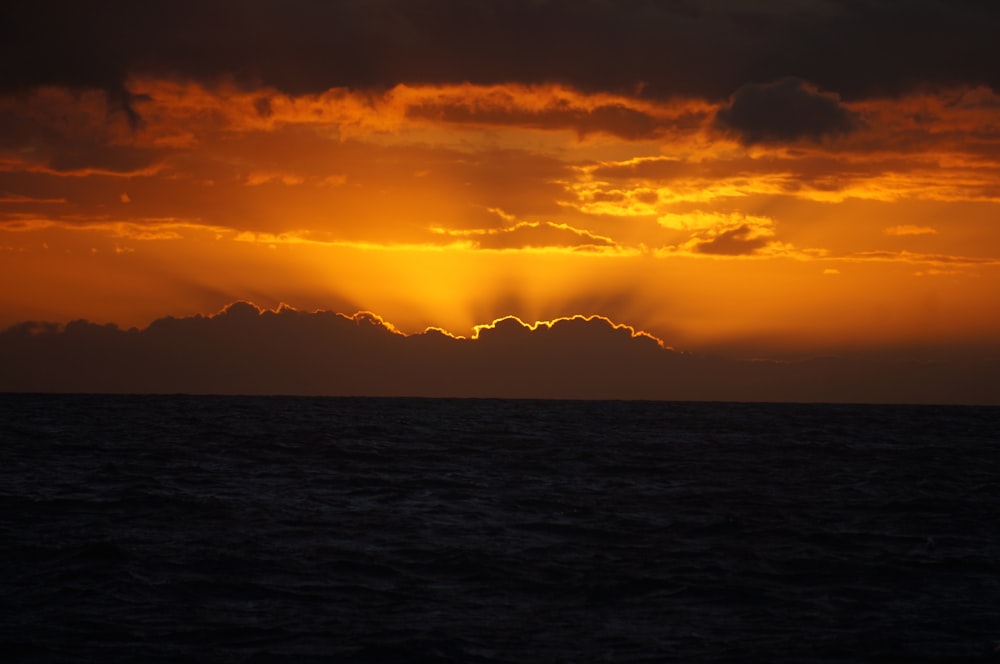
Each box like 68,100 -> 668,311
2,395 -> 999,662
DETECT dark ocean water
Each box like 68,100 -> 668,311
2,395 -> 999,663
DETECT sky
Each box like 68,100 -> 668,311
2,0 -> 999,402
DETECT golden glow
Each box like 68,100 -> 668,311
2,78 -> 1000,359
471,314 -> 668,348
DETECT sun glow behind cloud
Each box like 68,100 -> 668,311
2,72 -> 1000,362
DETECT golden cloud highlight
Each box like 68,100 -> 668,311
470,314 -> 668,348
884,225 -> 938,236
430,221 -> 621,252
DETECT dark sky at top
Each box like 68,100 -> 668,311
4,0 -> 999,104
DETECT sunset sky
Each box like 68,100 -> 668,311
2,1 -> 999,401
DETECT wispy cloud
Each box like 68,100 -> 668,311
884,225 -> 938,236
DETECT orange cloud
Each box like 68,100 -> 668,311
884,225 -> 938,236
393,83 -> 712,140
430,221 -> 621,252
0,193 -> 67,204
119,78 -> 714,145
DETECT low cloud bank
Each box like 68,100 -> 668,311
1,302 -> 996,404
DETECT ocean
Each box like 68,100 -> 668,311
1,394 -> 999,662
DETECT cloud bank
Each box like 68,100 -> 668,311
1,303 -> 996,405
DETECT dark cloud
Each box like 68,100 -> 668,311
713,78 -> 860,144
40,144 -> 160,174
253,96 -> 273,118
0,95 -> 162,174
1,302 -> 996,404
3,1 -> 999,107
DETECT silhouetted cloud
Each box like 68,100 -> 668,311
713,78 -> 860,144
0,87 -> 163,174
1,302 -> 996,404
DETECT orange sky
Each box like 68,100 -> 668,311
3,78 -> 999,354
2,2 -> 1000,400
